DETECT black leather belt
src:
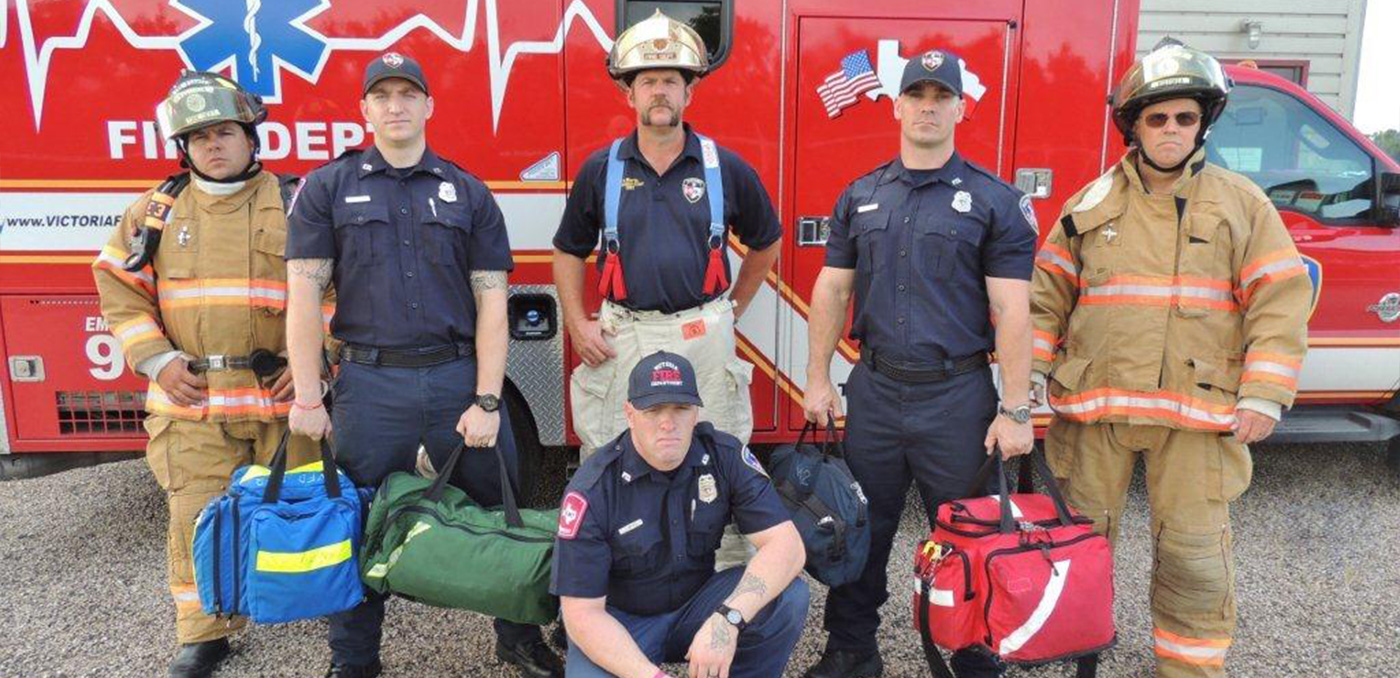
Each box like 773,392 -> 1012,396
338,342 -> 474,368
188,350 -> 286,377
859,346 -> 988,384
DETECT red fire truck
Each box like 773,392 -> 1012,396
3,0 -> 1398,486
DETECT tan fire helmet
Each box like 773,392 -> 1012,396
607,9 -> 709,82
1111,38 -> 1231,145
155,70 -> 267,141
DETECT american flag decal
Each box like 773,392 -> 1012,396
817,50 -> 882,118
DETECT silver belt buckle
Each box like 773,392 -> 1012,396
206,355 -> 228,371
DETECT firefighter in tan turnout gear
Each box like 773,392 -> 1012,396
1030,41 -> 1311,677
92,71 -> 318,678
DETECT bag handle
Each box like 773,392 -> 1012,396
917,574 -> 957,678
263,431 -> 341,504
961,448 -> 1075,533
423,443 -> 525,529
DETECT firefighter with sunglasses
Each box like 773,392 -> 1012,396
1030,40 -> 1311,677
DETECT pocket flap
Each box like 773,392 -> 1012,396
851,210 -> 890,236
254,227 -> 287,256
423,203 -> 472,230
1191,357 -> 1241,393
1050,356 -> 1092,390
332,202 -> 390,227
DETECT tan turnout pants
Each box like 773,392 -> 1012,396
1045,419 -> 1252,678
143,416 -> 317,644
570,297 -> 756,568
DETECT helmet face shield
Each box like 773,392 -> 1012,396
156,72 -> 266,141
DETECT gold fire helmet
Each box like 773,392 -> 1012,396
607,10 -> 709,82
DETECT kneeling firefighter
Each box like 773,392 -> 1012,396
92,70 -> 320,678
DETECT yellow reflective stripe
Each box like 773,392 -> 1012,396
255,539 -> 352,573
240,460 -> 326,481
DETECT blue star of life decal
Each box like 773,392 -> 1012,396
174,0 -> 329,101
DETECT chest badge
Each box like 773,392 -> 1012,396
951,190 -> 972,213
621,177 -> 645,191
438,181 -> 458,203
682,177 -> 706,204
698,473 -> 718,503
1102,225 -> 1118,243
177,225 -> 192,248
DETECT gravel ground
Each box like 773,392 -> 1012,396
1,442 -> 1397,678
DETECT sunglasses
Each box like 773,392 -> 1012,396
1142,111 -> 1201,128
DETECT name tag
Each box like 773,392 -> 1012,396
344,195 -> 371,204
618,519 -> 644,535
856,203 -> 879,213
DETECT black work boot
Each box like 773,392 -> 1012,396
168,638 -> 230,678
323,659 -> 382,678
803,647 -> 884,678
495,637 -> 565,678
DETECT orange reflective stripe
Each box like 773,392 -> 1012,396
1035,242 -> 1078,283
1033,330 -> 1057,362
1079,275 -> 1238,311
93,246 -> 156,295
146,383 -> 292,419
1154,628 -> 1229,666
1238,250 -> 1307,305
1243,351 -> 1302,389
113,315 -> 166,350
321,302 -> 336,332
1049,388 -> 1235,430
158,278 -> 288,311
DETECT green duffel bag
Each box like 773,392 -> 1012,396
360,443 -> 559,625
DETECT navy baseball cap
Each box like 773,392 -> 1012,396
900,49 -> 963,97
628,352 -> 704,410
363,52 -> 429,96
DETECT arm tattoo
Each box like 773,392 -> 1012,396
709,617 -> 733,649
469,270 -> 507,293
290,258 -> 333,291
729,574 -> 768,602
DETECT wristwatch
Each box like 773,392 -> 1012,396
998,402 -> 1032,424
715,603 -> 747,632
475,393 -> 501,412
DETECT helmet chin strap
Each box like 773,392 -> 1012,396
176,124 -> 263,184
1139,142 -> 1197,174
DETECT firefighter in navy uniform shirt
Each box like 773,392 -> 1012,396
552,352 -> 809,678
801,50 -> 1038,678
283,53 -> 563,678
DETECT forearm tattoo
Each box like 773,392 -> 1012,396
290,258 -> 333,290
730,574 -> 768,602
469,270 -> 507,293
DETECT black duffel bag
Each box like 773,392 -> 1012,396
767,420 -> 870,587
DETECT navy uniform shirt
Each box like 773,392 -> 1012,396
286,146 -> 514,349
824,154 -> 1036,363
553,124 -> 782,314
550,422 -> 790,617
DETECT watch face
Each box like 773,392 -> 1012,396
725,609 -> 744,626
477,394 -> 500,411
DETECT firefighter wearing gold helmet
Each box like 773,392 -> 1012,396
551,20 -> 788,670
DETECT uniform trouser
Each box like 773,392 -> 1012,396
821,363 -> 1002,677
143,415 -> 318,644
1044,420 -> 1251,678
571,297 -> 755,569
325,357 -> 541,666
564,568 -> 810,678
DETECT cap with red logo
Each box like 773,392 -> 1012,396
363,52 -> 429,97
628,351 -> 703,410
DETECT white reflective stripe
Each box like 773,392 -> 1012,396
997,559 -> 1071,655
172,590 -> 200,602
1082,284 -> 1232,302
1035,249 -> 1077,275
160,286 -> 288,301
115,320 -> 159,340
1051,394 -> 1234,426
914,577 -> 958,607
1242,256 -> 1304,287
95,250 -> 155,283
1033,337 -> 1055,353
1155,636 -> 1229,661
1246,361 -> 1300,378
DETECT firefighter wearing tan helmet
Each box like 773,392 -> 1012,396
1030,40 -> 1312,678
92,70 -> 321,678
552,9 -> 783,574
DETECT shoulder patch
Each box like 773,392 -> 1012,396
557,491 -> 588,539
1019,194 -> 1039,232
285,176 -> 307,215
741,446 -> 768,478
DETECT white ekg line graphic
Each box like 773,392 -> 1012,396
7,0 -> 614,132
